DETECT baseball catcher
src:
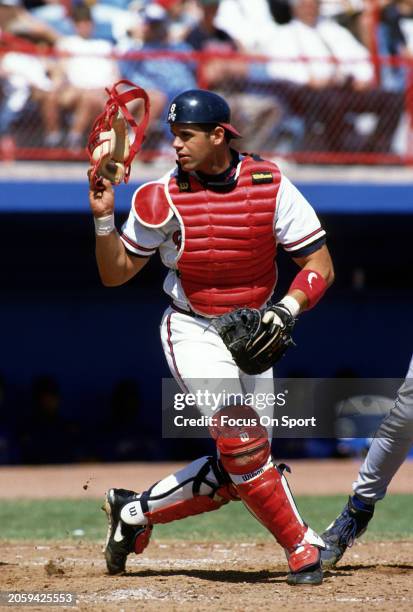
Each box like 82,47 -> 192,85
88,88 -> 335,586
87,79 -> 150,189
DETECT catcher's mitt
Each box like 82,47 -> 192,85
213,303 -> 296,375
87,80 -> 150,189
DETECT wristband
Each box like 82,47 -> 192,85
94,213 -> 115,236
288,269 -> 327,310
278,295 -> 300,317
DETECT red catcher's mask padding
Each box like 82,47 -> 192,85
87,80 -> 150,189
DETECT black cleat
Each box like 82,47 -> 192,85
103,488 -> 152,575
321,496 -> 374,569
287,563 -> 323,586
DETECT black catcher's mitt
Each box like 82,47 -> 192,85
213,304 -> 296,375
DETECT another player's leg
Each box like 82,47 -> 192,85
320,495 -> 374,569
321,368 -> 413,568
103,456 -> 237,574
214,406 -> 325,585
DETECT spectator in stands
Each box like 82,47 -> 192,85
185,0 -> 248,88
187,0 -> 284,152
185,0 -> 236,52
118,2 -> 196,150
0,0 -> 59,44
215,0 -> 282,51
0,0 -> 58,158
380,0 -> 408,56
90,0 -> 142,43
264,0 -> 374,88
27,0 -> 141,42
379,0 -> 413,91
0,44 -> 54,158
267,0 -> 292,24
155,0 -> 198,43
317,0 -> 368,47
250,0 -> 404,152
40,3 -> 119,150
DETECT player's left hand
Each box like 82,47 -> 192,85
212,303 -> 296,375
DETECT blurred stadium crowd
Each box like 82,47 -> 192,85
0,0 -> 412,162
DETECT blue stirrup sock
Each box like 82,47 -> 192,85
351,495 -> 375,512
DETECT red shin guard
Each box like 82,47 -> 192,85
235,465 -> 319,572
236,465 -> 306,550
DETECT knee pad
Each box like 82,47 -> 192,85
212,405 -> 270,475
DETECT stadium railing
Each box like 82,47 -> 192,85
0,35 -> 412,165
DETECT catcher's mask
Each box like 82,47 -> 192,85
166,89 -> 242,139
87,80 -> 150,188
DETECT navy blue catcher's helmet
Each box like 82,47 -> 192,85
166,89 -> 242,138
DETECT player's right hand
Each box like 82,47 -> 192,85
88,168 -> 115,218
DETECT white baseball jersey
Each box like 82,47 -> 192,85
120,166 -> 326,313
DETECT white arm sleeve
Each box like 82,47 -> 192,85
275,175 -> 326,254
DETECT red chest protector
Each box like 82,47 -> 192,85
134,156 -> 281,317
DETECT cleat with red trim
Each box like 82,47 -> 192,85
102,457 -> 235,574
287,544 -> 323,585
287,566 -> 323,585
103,488 -> 152,575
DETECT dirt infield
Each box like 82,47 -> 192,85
1,460 -> 412,611
2,540 -> 413,611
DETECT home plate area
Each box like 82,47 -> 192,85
1,540 -> 413,611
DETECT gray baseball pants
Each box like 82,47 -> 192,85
353,354 -> 413,503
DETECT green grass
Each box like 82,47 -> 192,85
1,495 -> 412,542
